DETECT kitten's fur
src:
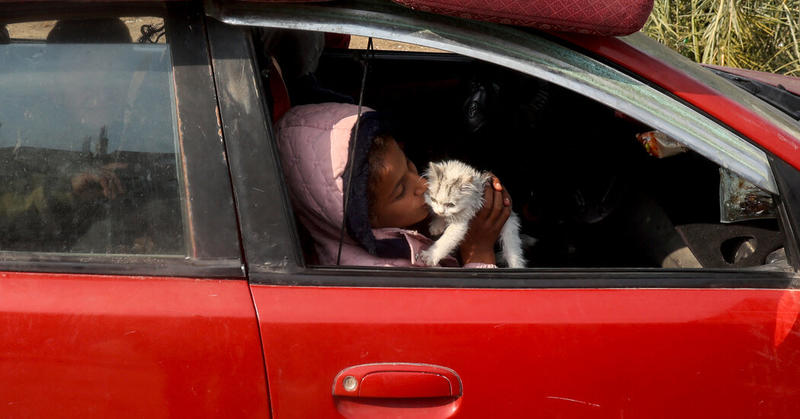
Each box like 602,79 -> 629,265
420,160 -> 526,268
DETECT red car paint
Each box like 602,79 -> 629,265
0,272 -> 269,418
251,285 -> 800,418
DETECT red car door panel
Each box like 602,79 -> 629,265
0,272 -> 269,419
252,285 -> 800,418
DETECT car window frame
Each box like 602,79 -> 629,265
0,3 -> 244,278
206,1 -> 799,288
205,17 -> 305,277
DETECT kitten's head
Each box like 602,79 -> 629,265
424,160 -> 484,218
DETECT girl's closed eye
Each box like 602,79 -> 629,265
391,159 -> 416,201
394,184 -> 406,201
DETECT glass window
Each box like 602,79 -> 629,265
0,17 -> 185,255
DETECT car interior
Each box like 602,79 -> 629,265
253,28 -> 790,270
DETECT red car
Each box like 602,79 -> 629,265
2,0 -> 800,417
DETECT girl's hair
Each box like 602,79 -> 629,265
366,135 -> 393,217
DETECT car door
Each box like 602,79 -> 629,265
208,3 -> 800,418
0,4 -> 268,418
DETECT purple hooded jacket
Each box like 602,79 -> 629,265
275,103 -> 492,268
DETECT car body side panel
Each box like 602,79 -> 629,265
0,272 -> 269,419
252,284 -> 800,418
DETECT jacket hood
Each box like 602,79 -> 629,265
276,103 -> 361,258
276,102 -> 415,264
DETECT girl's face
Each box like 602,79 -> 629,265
369,138 -> 430,228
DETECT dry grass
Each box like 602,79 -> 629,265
7,17 -> 164,43
643,0 -> 800,75
348,35 -> 445,52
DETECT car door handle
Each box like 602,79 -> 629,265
333,363 -> 462,399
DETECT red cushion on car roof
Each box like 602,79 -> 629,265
390,0 -> 654,36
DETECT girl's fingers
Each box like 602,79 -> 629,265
486,189 -> 503,224
491,175 -> 503,191
490,189 -> 512,226
478,184 -> 494,219
493,188 -> 503,212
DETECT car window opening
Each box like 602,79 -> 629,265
254,28 -> 790,272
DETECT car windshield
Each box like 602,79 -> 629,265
707,67 -> 800,121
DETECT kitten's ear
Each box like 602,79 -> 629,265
462,175 -> 483,193
459,176 -> 475,191
429,162 -> 443,178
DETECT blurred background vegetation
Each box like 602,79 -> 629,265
643,0 -> 800,75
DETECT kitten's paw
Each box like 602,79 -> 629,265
505,254 -> 527,269
418,248 -> 440,266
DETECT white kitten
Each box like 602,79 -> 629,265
419,160 -> 526,268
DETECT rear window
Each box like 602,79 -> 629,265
0,18 -> 185,255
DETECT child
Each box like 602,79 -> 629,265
276,102 -> 510,267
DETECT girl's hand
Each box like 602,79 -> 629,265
460,176 -> 511,265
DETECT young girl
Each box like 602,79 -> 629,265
275,102 -> 510,267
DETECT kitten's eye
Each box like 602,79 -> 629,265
445,203 -> 456,208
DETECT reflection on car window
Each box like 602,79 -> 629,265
0,17 -> 185,255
